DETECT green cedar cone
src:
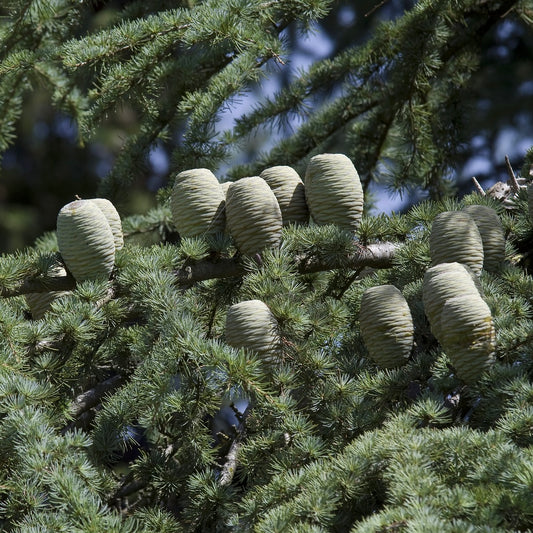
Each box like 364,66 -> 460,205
439,294 -> 496,384
359,284 -> 414,368
429,211 -> 484,276
225,299 -> 280,360
304,153 -> 363,232
170,168 -> 226,237
260,165 -> 309,226
89,198 -> 124,251
225,176 -> 282,255
422,262 -> 482,341
57,200 -> 116,282
462,204 -> 505,272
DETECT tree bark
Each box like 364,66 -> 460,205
1,242 -> 399,298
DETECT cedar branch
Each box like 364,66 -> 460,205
70,375 -> 125,418
1,242 -> 398,298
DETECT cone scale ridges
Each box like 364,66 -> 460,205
171,168 -> 226,237
304,153 -> 363,232
225,300 -> 280,360
439,294 -> 495,384
429,211 -> 484,276
422,262 -> 482,341
225,176 -> 282,255
89,198 -> 124,251
260,166 -> 309,226
359,284 -> 414,369
57,200 -> 116,282
462,205 -> 505,273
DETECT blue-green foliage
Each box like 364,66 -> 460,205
1,0 -> 533,531
0,188 -> 532,530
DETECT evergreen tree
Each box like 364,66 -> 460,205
1,1 -> 533,531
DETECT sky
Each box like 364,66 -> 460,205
146,7 -> 533,216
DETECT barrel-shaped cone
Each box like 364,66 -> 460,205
225,299 -> 280,360
57,200 -> 115,282
304,153 -> 363,231
359,285 -> 414,368
226,177 -> 282,255
171,168 -> 226,237
429,211 -> 484,276
439,294 -> 495,384
462,205 -> 505,272
89,198 -> 124,251
260,166 -> 309,226
422,262 -> 482,340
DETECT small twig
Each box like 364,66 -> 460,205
269,49 -> 286,65
97,285 -> 117,308
365,0 -> 390,17
334,268 -> 363,300
471,177 -> 486,196
206,302 -> 218,337
219,438 -> 243,486
505,155 -> 520,193
70,374 -> 124,418
501,5 -> 515,18
114,479 -> 146,500
218,404 -> 250,487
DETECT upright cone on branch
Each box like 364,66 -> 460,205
359,284 -> 414,369
170,168 -> 226,237
422,262 -> 482,340
462,204 -> 505,272
225,176 -> 282,255
88,198 -> 124,251
260,166 -> 309,226
304,153 -> 363,232
57,200 -> 116,282
225,299 -> 280,360
439,294 -> 495,384
429,211 -> 484,276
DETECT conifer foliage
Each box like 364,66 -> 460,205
2,1 -> 533,532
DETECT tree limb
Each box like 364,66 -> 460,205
70,374 -> 125,418
1,242 -> 398,298
218,439 -> 243,486
218,404 -> 250,487
62,375 -> 125,435
1,271 -> 77,298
